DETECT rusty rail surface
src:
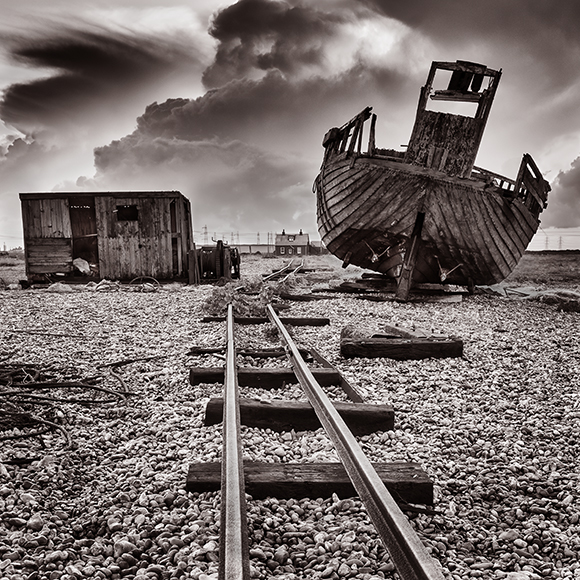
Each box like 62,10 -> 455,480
218,304 -> 250,580
266,304 -> 445,580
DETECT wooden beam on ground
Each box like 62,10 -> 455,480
204,398 -> 394,435
202,316 -> 330,326
190,367 -> 341,388
341,336 -> 463,360
341,323 -> 463,360
187,461 -> 433,506
279,292 -> 335,301
188,347 -> 312,358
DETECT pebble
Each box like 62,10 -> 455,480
26,513 -> 44,531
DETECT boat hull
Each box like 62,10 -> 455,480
315,154 -> 540,286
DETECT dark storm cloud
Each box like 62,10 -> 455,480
543,158 -> 580,228
125,67 -> 406,146
86,0 -> 416,234
0,23 -> 204,133
202,0 -> 348,88
363,0 -> 580,89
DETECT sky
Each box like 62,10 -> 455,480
2,0 -> 580,248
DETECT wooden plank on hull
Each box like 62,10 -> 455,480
187,461 -> 434,505
462,185 -> 513,280
424,184 -> 485,283
483,193 -> 530,253
323,164 -> 373,204
325,167 -> 388,218
204,397 -> 394,435
325,173 -> 422,261
477,191 -> 524,265
442,183 -> 503,283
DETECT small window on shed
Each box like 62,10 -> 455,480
116,205 -> 138,221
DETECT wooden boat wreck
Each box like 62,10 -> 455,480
314,60 -> 550,299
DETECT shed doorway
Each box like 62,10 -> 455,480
68,196 -> 99,277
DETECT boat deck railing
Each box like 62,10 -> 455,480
322,105 -> 549,219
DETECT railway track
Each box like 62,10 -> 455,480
263,259 -> 305,282
187,303 -> 446,580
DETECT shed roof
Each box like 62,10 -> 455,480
19,190 -> 185,201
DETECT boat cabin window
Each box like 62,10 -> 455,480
426,69 -> 485,117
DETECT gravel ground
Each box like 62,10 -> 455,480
0,255 -> 579,580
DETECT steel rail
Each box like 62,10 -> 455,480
280,259 -> 304,283
262,259 -> 296,282
266,304 -> 445,580
218,304 -> 250,580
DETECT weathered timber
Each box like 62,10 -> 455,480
190,367 -> 341,387
202,316 -> 330,326
279,292 -> 334,301
341,336 -> 463,360
395,211 -> 425,301
187,461 -> 433,505
20,191 -> 193,282
204,398 -> 394,435
188,347 -> 313,359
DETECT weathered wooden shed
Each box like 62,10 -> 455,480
19,191 -> 193,282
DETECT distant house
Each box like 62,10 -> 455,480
19,191 -> 193,282
275,230 -> 310,256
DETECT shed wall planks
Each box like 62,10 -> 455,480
20,191 -> 193,281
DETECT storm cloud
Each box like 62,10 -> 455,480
543,157 -> 580,228
202,0 -> 348,88
0,21 -> 206,135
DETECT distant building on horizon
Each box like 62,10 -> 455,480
275,229 -> 310,256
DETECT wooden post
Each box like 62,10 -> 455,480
395,211 -> 425,301
188,247 -> 200,285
